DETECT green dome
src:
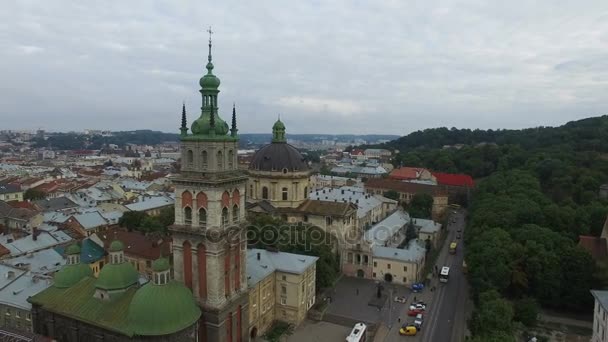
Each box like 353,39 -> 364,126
109,240 -> 124,252
199,63 -> 221,89
191,112 -> 230,136
273,119 -> 285,130
66,244 -> 81,255
128,280 -> 201,336
95,262 -> 139,291
152,258 -> 170,272
54,263 -> 92,288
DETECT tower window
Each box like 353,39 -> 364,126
283,168 -> 288,174
232,205 -> 239,222
282,187 -> 288,201
222,207 -> 229,227
202,150 -> 208,167
217,151 -> 223,169
187,150 -> 193,165
249,184 -> 253,196
228,150 -> 234,169
304,186 -> 308,198
184,207 -> 192,225
199,208 -> 207,227
262,187 -> 269,200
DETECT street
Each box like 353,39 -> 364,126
384,209 -> 470,342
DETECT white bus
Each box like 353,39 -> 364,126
439,266 -> 450,283
346,323 -> 367,342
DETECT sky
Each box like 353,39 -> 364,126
1,1 -> 608,135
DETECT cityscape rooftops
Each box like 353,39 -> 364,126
0,265 -> 52,311
0,184 -> 21,194
33,197 -> 79,211
0,230 -> 72,257
2,248 -> 65,274
309,186 -> 389,219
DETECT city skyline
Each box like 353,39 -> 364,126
2,1 -> 608,135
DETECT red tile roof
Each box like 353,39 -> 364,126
389,167 -> 427,180
431,172 -> 475,188
365,178 -> 447,196
578,235 -> 608,260
6,201 -> 38,210
98,228 -> 171,260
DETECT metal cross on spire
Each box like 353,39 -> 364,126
207,26 -> 214,62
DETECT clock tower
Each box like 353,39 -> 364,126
170,31 -> 248,342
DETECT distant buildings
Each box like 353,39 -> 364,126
0,184 -> 23,202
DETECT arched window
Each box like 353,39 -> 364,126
249,184 -> 253,196
232,205 -> 239,222
187,150 -> 193,165
304,186 -> 308,198
282,187 -> 288,201
228,150 -> 234,168
199,208 -> 207,227
202,151 -> 208,167
222,207 -> 229,227
262,187 -> 269,200
217,151 -> 223,169
184,207 -> 192,224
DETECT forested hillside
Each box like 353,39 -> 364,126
381,116 -> 608,341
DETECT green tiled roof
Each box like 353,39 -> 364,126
128,280 -> 201,336
66,244 -> 80,255
54,263 -> 93,289
152,258 -> 170,272
109,240 -> 124,252
29,277 -> 136,336
95,262 -> 139,290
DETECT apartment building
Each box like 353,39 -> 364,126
247,248 -> 318,340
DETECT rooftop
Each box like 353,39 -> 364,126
592,290 -> 608,312
125,195 -> 174,212
365,210 -> 410,246
414,218 -> 442,234
0,230 -> 72,257
431,172 -> 475,188
33,197 -> 79,211
2,248 -> 65,274
0,265 -> 52,310
372,240 -> 426,263
0,184 -> 21,195
247,248 -> 318,287
309,186 -> 393,219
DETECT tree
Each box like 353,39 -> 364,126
405,220 -> 417,243
469,290 -> 514,337
119,211 -> 148,231
408,193 -> 434,219
24,189 -> 46,201
383,190 -> 399,201
514,297 -> 538,327
140,216 -> 165,233
158,206 -> 175,227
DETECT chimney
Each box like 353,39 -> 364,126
257,252 -> 261,260
32,227 -> 38,241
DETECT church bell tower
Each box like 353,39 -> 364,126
170,29 -> 249,342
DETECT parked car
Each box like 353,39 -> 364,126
409,302 -> 426,311
399,324 -> 417,336
394,296 -> 407,303
408,308 -> 424,316
411,282 -> 424,292
414,313 -> 424,329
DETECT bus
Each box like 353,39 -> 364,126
439,266 -> 450,283
449,242 -> 457,254
346,323 -> 367,342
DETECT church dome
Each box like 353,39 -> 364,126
128,257 -> 200,336
96,241 -> 139,291
54,263 -> 92,288
199,62 -> 221,89
249,143 -> 309,172
191,112 -> 230,136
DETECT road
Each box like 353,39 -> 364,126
421,209 -> 468,342
383,209 -> 470,342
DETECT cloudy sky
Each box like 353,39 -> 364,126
2,1 -> 608,135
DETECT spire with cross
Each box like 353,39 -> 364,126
180,102 -> 188,137
207,26 -> 213,63
231,103 -> 238,137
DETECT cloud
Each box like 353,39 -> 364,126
1,0 -> 608,134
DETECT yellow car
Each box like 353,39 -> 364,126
399,325 -> 417,336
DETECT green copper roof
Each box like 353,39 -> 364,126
66,244 -> 81,255
95,262 -> 139,291
29,277 -> 137,336
54,263 -> 93,288
191,111 -> 230,136
272,119 -> 287,143
128,280 -> 201,336
109,240 -> 124,252
152,258 -> 170,272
